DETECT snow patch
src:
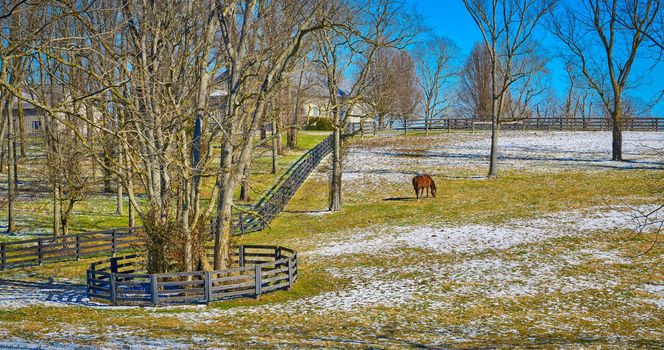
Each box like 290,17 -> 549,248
310,206 -> 649,258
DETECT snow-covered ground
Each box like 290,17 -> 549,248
162,205 -> 660,319
309,206 -> 650,258
342,131 -> 664,184
1,130 -> 662,347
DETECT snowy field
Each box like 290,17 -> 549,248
343,131 -> 664,184
0,130 -> 662,348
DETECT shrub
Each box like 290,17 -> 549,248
305,117 -> 334,131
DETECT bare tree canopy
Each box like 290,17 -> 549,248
463,0 -> 557,178
412,34 -> 458,133
550,0 -> 661,161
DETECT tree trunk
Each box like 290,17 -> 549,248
103,153 -> 113,193
329,126 -> 342,211
116,179 -> 123,215
611,106 -> 623,161
239,162 -> 251,202
124,146 -> 136,227
488,36 -> 499,179
213,139 -> 235,270
488,115 -> 499,178
128,200 -> 135,227
276,119 -> 283,155
12,113 -> 18,184
59,188 -> 68,236
287,127 -> 298,149
53,185 -> 61,236
6,97 -> 16,233
260,125 -> 267,141
16,87 -> 25,157
271,120 -> 279,174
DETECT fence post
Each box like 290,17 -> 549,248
150,274 -> 159,306
0,243 -> 5,270
287,258 -> 293,289
111,230 -> 117,256
110,274 -> 117,306
255,264 -> 262,299
239,213 -> 245,235
86,270 -> 91,298
37,239 -> 43,265
110,257 -> 118,273
76,235 -> 81,261
204,271 -> 212,303
239,246 -> 245,267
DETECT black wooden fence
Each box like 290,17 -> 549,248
348,117 -> 664,133
87,245 -> 297,306
1,134 -> 334,271
0,227 -> 142,270
254,134 -> 333,224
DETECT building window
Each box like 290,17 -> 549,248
33,120 -> 41,130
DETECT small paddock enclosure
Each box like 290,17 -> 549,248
86,245 -> 298,306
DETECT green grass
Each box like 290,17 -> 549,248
1,131 -> 329,241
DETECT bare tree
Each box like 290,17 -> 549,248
313,0 -> 419,211
0,1 -> 38,233
458,43 -> 493,121
211,0 -> 331,269
551,0 -> 660,161
390,51 -> 422,133
413,35 -> 458,133
1,1 -> 225,272
463,0 -> 556,178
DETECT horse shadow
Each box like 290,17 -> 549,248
382,197 -> 416,201
284,209 -> 331,214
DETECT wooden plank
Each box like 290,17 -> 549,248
158,280 -> 204,288
88,292 -> 112,300
262,274 -> 288,284
212,274 -> 253,283
114,296 -> 151,303
155,271 -> 205,278
211,281 -> 255,292
158,294 -> 205,303
87,285 -> 112,293
261,266 -> 289,277
211,288 -> 255,299
255,265 -> 261,297
262,281 -> 290,292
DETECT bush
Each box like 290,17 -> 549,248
305,117 -> 334,131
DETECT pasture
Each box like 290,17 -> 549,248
0,130 -> 663,348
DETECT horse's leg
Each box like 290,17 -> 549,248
426,186 -> 430,198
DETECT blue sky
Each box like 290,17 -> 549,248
412,0 -> 664,116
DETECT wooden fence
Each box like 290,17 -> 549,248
0,227 -> 142,270
87,245 -> 298,306
254,134 -> 333,224
1,134 -> 334,271
349,117 -> 664,133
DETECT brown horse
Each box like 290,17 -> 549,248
412,174 -> 436,200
